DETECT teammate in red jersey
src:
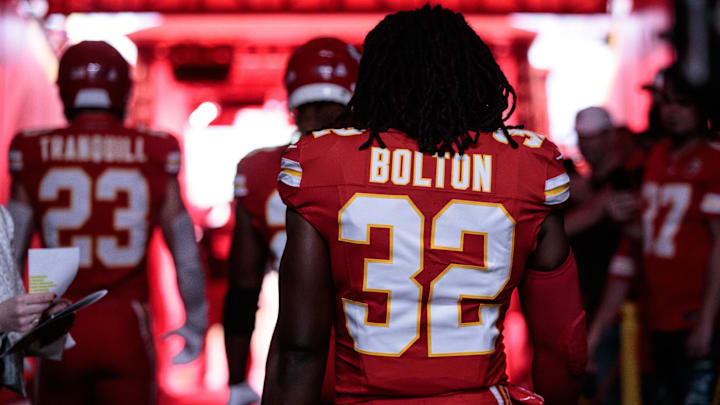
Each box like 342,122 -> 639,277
262,6 -> 586,404
588,65 -> 720,404
224,37 -> 359,405
7,41 -> 207,405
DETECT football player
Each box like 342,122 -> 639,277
588,65 -> 720,404
263,6 -> 586,405
7,41 -> 207,405
224,37 -> 359,405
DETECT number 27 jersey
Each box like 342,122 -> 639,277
9,117 -> 181,301
641,138 -> 720,331
278,128 -> 569,403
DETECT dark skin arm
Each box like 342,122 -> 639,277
525,212 -> 570,271
522,212 -> 584,404
225,200 -> 269,384
262,209 -> 333,405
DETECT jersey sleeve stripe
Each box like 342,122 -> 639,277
700,193 -> 720,214
609,255 -> 636,278
9,150 -> 23,171
279,170 -> 301,187
545,173 -> 569,191
545,188 -> 569,205
165,151 -> 181,174
489,386 -> 506,404
545,183 -> 569,197
280,157 -> 302,173
281,168 -> 301,178
544,173 -> 570,205
234,174 -> 248,197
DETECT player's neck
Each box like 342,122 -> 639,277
668,133 -> 704,159
72,111 -> 121,126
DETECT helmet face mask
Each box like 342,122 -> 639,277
284,37 -> 360,111
57,41 -> 131,120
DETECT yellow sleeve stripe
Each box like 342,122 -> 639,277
545,183 -> 569,197
544,173 -> 570,205
281,168 -> 301,178
278,169 -> 301,188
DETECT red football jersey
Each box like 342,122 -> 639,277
234,145 -> 287,269
9,115 -> 181,301
278,128 -> 569,403
640,138 -> 720,331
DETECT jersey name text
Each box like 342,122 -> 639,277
39,135 -> 148,164
369,147 -> 492,192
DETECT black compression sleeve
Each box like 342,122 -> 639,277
223,286 -> 261,337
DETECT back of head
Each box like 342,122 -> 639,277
57,41 -> 131,121
575,107 -> 613,138
347,5 -> 517,155
284,37 -> 360,110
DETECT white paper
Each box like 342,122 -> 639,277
27,247 -> 79,298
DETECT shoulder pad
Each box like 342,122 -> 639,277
311,127 -> 365,138
136,125 -> 170,138
21,128 -> 54,137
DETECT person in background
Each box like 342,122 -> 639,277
565,107 -> 638,319
224,37 -> 359,405
7,41 -> 207,405
565,107 -> 641,403
264,5 -> 585,404
589,64 -> 720,404
0,204 -> 72,396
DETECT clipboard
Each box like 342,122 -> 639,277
5,290 -> 107,354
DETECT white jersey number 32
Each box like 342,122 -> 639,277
339,193 -> 515,357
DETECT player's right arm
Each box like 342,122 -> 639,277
158,176 -> 208,364
261,208 -> 333,405
520,212 -> 586,404
224,197 -> 267,403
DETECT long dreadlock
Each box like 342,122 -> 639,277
345,5 -> 519,155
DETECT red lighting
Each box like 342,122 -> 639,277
48,0 -> 610,14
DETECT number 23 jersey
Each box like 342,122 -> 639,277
278,128 -> 569,402
8,116 -> 181,301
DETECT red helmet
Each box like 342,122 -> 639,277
284,37 -> 360,110
57,41 -> 131,119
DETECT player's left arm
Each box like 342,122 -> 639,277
687,218 -> 720,357
520,212 -> 586,404
262,209 -> 333,405
159,177 -> 208,364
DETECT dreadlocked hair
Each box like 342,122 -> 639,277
346,4 -> 519,155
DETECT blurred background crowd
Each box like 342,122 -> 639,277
1,0 -> 719,404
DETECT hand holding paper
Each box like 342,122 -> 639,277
27,247 -> 79,298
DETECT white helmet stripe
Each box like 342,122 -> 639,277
288,83 -> 352,110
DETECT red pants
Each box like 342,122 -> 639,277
34,297 -> 155,405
